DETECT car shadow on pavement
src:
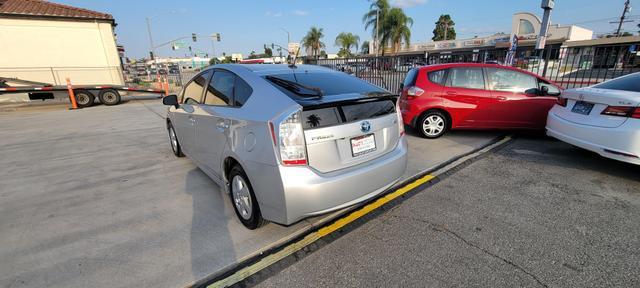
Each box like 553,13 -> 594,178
185,168 -> 236,283
499,133 -> 640,182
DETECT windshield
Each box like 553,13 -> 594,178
593,73 -> 640,93
264,72 -> 386,97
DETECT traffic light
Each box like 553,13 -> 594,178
216,33 -> 221,41
192,33 -> 197,42
149,51 -> 154,60
188,46 -> 192,52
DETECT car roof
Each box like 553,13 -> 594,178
214,64 -> 336,76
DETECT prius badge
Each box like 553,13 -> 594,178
361,121 -> 371,133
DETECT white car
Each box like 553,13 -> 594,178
546,72 -> 640,165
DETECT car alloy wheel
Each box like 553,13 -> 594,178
231,175 -> 253,220
167,123 -> 184,157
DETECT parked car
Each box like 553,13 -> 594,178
399,63 -> 562,138
162,64 -> 408,229
546,72 -> 640,165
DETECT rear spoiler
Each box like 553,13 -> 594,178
300,94 -> 399,110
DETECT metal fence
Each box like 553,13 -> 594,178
124,70 -> 198,94
307,41 -> 640,92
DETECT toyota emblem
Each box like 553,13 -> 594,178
361,121 -> 371,133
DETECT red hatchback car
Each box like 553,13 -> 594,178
399,63 -> 562,138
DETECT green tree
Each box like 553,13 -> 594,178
432,14 -> 456,41
380,8 -> 413,54
302,26 -> 326,59
361,40 -> 370,54
263,44 -> 273,57
363,0 -> 391,54
335,32 -> 360,57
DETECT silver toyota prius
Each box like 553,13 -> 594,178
162,64 -> 407,229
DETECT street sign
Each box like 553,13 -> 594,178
288,42 -> 300,56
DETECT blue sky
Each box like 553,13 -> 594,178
58,0 -> 639,59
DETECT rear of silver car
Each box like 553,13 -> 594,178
262,94 -> 407,225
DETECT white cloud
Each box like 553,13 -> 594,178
265,11 -> 282,17
292,10 -> 309,16
391,0 -> 427,8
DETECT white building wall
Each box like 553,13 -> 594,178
0,18 -> 123,86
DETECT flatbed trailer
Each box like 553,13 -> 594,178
0,77 -> 166,108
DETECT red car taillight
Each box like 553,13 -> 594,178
601,106 -> 637,118
556,97 -> 567,107
269,110 -> 308,166
406,86 -> 425,97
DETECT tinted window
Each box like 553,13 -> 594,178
302,107 -> 341,129
403,68 -> 419,87
445,67 -> 485,89
428,69 -> 446,85
182,70 -> 210,104
205,70 -> 234,106
342,100 -> 395,122
265,72 -> 386,97
593,73 -> 640,93
539,80 -> 561,96
486,68 -> 538,93
234,76 -> 253,106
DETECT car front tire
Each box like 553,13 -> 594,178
229,165 -> 265,230
167,122 -> 184,157
417,111 -> 448,139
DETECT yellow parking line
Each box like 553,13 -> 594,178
207,174 -> 435,288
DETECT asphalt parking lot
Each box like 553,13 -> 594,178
256,136 -> 640,288
0,98 -> 499,288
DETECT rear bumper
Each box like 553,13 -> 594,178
546,110 -> 640,165
277,137 -> 408,225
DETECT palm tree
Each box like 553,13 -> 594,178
380,8 -> 413,54
335,32 -> 360,57
361,40 -> 370,54
363,0 -> 390,54
302,26 -> 325,59
363,0 -> 390,35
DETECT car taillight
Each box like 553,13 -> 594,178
601,106 -> 635,117
632,107 -> 640,119
270,110 -> 307,166
556,97 -> 567,107
396,99 -> 405,137
406,86 -> 425,97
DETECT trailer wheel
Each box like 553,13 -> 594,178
98,89 -> 121,106
75,90 -> 95,108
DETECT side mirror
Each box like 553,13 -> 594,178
162,94 -> 179,108
540,85 -> 549,95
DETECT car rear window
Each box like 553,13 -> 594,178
302,99 -> 396,129
265,72 -> 385,97
593,74 -> 640,93
403,68 -> 419,87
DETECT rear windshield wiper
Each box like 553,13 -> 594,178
265,75 -> 323,98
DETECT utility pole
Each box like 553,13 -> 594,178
611,0 -> 632,36
536,0 -> 554,51
375,8 -> 379,57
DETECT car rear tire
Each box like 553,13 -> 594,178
229,165 -> 265,230
418,111 -> 448,139
167,122 -> 184,157
74,90 -> 95,108
98,89 -> 121,106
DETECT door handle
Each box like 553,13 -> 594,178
446,91 -> 457,96
497,96 -> 508,101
